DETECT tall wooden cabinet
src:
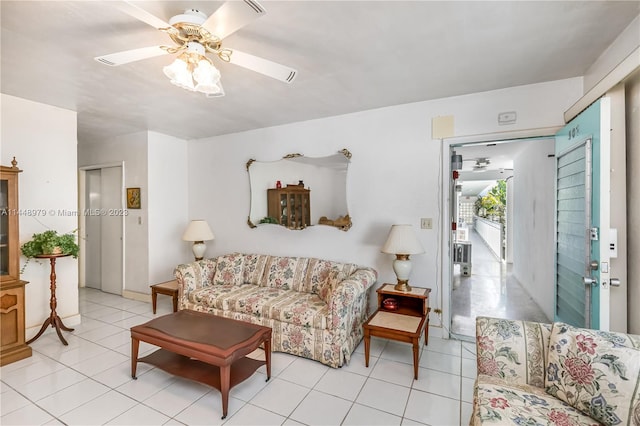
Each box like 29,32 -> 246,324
0,158 -> 32,366
267,186 -> 311,230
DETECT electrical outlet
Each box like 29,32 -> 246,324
421,218 -> 432,229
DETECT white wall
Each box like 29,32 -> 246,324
0,94 -> 79,329
512,138 -> 556,320
474,217 -> 501,259
607,84 -> 628,333
147,131 -> 189,284
506,178 -> 514,263
626,71 -> 640,334
188,78 -> 583,323
78,132 -> 149,294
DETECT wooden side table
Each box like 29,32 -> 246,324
363,284 -> 431,380
150,280 -> 179,314
27,254 -> 74,346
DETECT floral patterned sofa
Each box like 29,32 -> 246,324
174,253 -> 377,368
472,316 -> 640,426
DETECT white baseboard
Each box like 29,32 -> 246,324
122,290 -> 151,303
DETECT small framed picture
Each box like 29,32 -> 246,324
127,187 -> 141,209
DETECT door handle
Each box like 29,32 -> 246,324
610,278 -> 621,287
583,277 -> 597,286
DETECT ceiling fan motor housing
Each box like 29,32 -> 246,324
169,9 -> 207,26
166,9 -> 221,52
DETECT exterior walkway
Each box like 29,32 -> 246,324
451,229 -> 550,337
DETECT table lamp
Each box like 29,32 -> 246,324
381,224 -> 424,292
182,220 -> 214,260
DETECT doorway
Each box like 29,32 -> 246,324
79,164 -> 124,295
446,137 -> 554,339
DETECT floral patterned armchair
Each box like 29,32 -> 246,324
472,316 -> 640,426
175,253 -> 377,368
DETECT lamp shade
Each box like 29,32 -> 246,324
381,224 -> 424,255
182,220 -> 214,242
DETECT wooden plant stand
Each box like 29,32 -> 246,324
27,254 -> 74,346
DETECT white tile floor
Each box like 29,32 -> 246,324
1,288 -> 477,425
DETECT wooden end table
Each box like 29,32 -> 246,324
150,280 -> 178,314
363,284 -> 431,380
131,311 -> 271,420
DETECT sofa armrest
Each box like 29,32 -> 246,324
174,259 -> 217,309
327,267 -> 377,332
475,316 -> 551,388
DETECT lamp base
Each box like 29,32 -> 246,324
394,279 -> 412,292
392,254 -> 413,292
192,241 -> 206,261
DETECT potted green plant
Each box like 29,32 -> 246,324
259,216 -> 279,224
20,230 -> 79,272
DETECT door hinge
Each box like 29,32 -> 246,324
590,227 -> 599,241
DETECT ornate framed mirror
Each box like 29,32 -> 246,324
247,149 -> 352,231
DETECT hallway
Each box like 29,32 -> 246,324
451,229 -> 550,337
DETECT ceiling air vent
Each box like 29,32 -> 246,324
96,58 -> 117,66
245,0 -> 265,14
286,71 -> 297,83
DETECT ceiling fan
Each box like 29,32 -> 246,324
472,158 -> 490,171
461,157 -> 491,172
94,0 -> 297,97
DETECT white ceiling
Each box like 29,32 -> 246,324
1,1 -> 638,144
454,138 -> 554,197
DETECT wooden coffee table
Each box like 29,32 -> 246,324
131,310 -> 271,419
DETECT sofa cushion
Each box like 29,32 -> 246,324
226,286 -> 328,329
476,317 -> 552,388
242,254 -> 269,285
302,258 -> 358,297
212,253 -> 245,286
545,322 -> 640,426
269,291 -> 329,330
189,283 -> 257,311
262,256 -> 309,290
472,374 -> 600,426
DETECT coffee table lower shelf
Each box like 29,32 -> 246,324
130,310 -> 272,420
137,349 -> 267,391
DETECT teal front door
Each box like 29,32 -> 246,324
554,98 -> 611,330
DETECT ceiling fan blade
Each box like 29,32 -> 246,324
117,1 -> 171,29
94,46 -> 168,66
227,49 -> 297,83
202,0 -> 266,40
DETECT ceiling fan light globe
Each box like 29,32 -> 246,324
173,69 -> 195,91
193,60 -> 221,84
163,58 -> 188,80
195,81 -> 222,95
205,82 -> 225,97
